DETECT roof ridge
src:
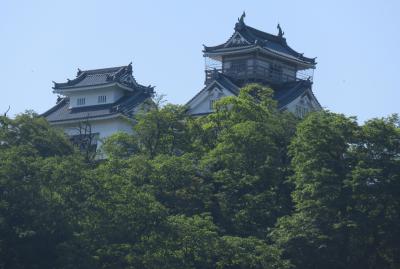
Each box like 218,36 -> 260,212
204,18 -> 316,65
244,25 -> 316,63
244,25 -> 281,42
41,97 -> 68,117
51,63 -> 154,90
82,65 -> 127,75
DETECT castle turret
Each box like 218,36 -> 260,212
42,63 -> 154,153
187,13 -> 321,117
203,12 -> 316,87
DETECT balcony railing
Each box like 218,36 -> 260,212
205,64 -> 313,85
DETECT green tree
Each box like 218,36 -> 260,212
272,112 -> 400,269
0,113 -> 85,268
146,154 -> 213,215
140,214 -> 219,269
76,162 -> 168,269
4,91 -> 399,269
272,111 -> 358,269
0,111 -> 73,156
216,236 -> 291,269
101,131 -> 139,159
199,84 -> 297,236
345,115 -> 400,268
135,101 -> 191,158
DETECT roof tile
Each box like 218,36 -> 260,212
53,63 -> 152,91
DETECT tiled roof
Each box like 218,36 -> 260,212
42,91 -> 151,123
203,16 -> 315,65
187,72 -> 316,111
53,63 -> 152,91
273,79 -> 315,108
186,71 -> 240,106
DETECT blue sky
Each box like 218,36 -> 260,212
1,0 -> 399,122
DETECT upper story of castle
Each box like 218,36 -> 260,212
203,12 -> 316,86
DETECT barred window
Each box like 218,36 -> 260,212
98,95 -> 107,103
210,99 -> 217,110
230,60 -> 247,73
77,98 -> 85,106
295,105 -> 309,118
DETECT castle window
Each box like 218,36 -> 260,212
295,105 -> 309,118
77,97 -> 85,106
210,99 -> 217,110
98,95 -> 107,104
230,60 -> 246,73
270,64 -> 283,81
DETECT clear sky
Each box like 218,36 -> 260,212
1,0 -> 399,122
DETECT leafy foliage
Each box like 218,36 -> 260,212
272,112 -> 400,269
1,86 -> 399,268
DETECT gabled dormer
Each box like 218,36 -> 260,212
203,12 -> 316,86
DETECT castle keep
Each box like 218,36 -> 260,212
43,14 -> 321,150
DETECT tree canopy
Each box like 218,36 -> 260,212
1,85 -> 399,268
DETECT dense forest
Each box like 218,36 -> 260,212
1,84 -> 399,269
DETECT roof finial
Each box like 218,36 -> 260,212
127,62 -> 133,72
277,23 -> 284,37
235,11 -> 246,31
77,68 -> 82,76
238,11 -> 246,24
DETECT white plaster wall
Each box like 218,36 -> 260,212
284,96 -> 302,114
112,88 -> 124,103
59,117 -> 134,149
67,86 -> 125,108
284,92 -> 321,117
188,85 -> 235,115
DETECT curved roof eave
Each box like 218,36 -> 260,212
52,82 -> 142,94
48,113 -> 124,125
204,46 -> 315,68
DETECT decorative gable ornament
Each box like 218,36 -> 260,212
120,74 -> 136,87
225,32 -> 250,47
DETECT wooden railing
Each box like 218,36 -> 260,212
205,64 -> 312,85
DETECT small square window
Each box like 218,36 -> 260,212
77,98 -> 85,106
98,95 -> 107,103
